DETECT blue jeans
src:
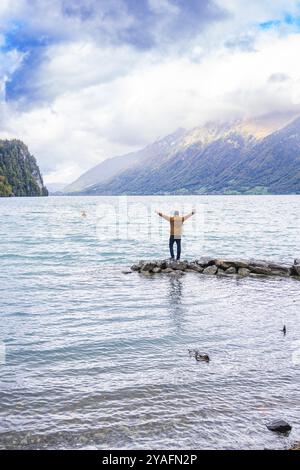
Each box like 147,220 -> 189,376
169,236 -> 181,260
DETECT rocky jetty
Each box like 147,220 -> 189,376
130,258 -> 300,279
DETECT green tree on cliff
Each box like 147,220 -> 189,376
0,140 -> 48,197
0,175 -> 13,196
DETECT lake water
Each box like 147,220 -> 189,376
0,195 -> 299,450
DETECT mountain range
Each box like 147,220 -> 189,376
64,115 -> 300,195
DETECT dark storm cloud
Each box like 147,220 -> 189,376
61,0 -> 228,49
3,0 -> 228,102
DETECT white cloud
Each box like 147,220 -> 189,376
32,41 -> 144,100
215,0 -> 299,23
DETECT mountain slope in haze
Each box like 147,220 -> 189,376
64,128 -> 186,193
224,117 -> 300,194
67,115 -> 300,195
0,140 -> 48,197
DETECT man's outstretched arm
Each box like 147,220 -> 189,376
155,210 -> 170,221
182,210 -> 196,222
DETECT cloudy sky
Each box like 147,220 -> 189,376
1,0 -> 300,187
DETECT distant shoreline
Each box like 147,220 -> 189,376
49,192 -> 300,197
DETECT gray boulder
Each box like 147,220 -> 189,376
292,264 -> 300,276
266,420 -> 292,433
141,262 -> 157,272
131,260 -> 146,271
249,265 -> 271,275
188,263 -> 204,273
215,259 -> 233,270
249,259 -> 270,269
152,267 -> 161,273
203,265 -> 218,275
155,260 -> 167,269
168,261 -> 188,271
268,262 -> 291,273
130,264 -> 140,272
215,259 -> 249,269
140,270 -> 153,276
216,268 -> 227,276
233,259 -> 251,269
162,267 -> 173,273
270,269 -> 291,277
238,267 -> 250,276
225,266 -> 237,275
197,257 -> 216,267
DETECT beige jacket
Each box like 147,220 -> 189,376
158,212 -> 194,238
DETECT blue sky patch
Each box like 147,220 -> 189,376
259,13 -> 300,31
259,19 -> 281,30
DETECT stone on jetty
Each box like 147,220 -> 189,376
141,262 -> 157,272
215,259 -> 232,269
186,263 -> 203,273
238,267 -> 250,276
152,267 -> 161,273
198,257 -> 216,267
267,420 -> 292,433
268,262 -> 291,274
248,260 -> 271,275
249,265 -> 271,275
203,265 -> 218,275
131,260 -> 145,271
293,259 -> 300,276
163,267 -> 173,273
294,265 -> 300,276
129,257 -> 300,280
169,261 -> 188,271
234,259 -> 252,268
225,266 -> 237,275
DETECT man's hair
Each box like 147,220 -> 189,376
174,210 -> 179,216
